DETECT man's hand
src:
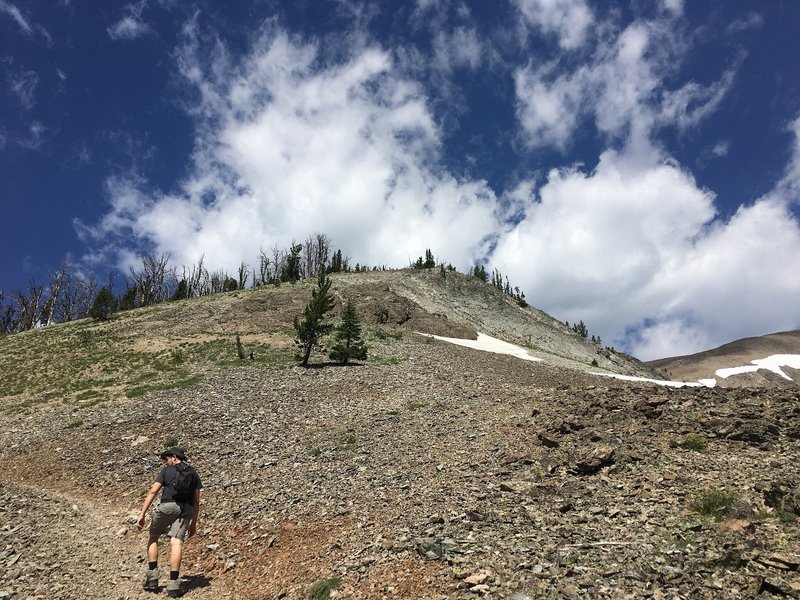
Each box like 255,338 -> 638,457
136,513 -> 146,530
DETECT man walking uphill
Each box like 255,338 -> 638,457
136,447 -> 203,597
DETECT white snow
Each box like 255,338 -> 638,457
715,354 -> 800,381
417,332 -> 542,362
590,373 -> 704,388
417,331 -> 799,389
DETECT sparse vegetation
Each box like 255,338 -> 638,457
778,510 -> 797,523
309,577 -> 342,600
680,433 -> 708,452
692,487 -> 740,520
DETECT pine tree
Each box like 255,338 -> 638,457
89,287 -> 117,321
423,249 -> 435,269
294,271 -> 335,367
329,299 -> 368,364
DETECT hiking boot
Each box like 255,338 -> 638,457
166,577 -> 184,597
143,568 -> 159,591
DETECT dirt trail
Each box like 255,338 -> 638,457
0,480 -> 231,599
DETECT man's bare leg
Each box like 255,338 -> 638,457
169,537 -> 183,572
147,534 -> 160,563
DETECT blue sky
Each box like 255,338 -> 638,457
1,0 -> 799,360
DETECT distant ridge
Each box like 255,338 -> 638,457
647,330 -> 800,386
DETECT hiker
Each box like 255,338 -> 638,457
136,446 -> 203,597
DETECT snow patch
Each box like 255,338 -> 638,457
715,354 -> 800,381
417,332 -> 542,362
590,373 -> 705,388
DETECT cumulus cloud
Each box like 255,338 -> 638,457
515,0 -> 593,50
83,9 -> 800,362
493,119 -> 800,360
83,24 -> 502,275
505,8 -> 800,360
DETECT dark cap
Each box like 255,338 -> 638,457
159,446 -> 187,461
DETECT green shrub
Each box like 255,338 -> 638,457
778,511 -> 797,523
309,577 -> 342,600
692,487 -> 739,520
680,433 -> 708,452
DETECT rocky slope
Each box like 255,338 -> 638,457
0,270 -> 798,599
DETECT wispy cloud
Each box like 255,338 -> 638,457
0,1 -> 32,34
9,69 -> 38,110
17,121 -> 45,150
0,1 -> 51,42
514,0 -> 593,50
108,1 -> 153,41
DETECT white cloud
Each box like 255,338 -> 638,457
660,62 -> 739,131
0,1 -> 32,34
0,1 -> 51,42
659,0 -> 683,16
515,0 -> 593,50
726,12 -> 763,34
86,26 -> 502,277
431,26 -> 483,73
17,121 -> 45,150
9,69 -> 38,110
514,63 -> 588,150
108,1 -> 152,40
711,140 -> 729,157
494,116 -> 800,360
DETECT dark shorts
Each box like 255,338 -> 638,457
149,502 -> 194,541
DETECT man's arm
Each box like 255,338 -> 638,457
136,481 -> 163,530
188,488 -> 201,537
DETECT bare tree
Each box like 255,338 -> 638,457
237,261 -> 249,290
209,269 -> 226,294
130,253 -> 174,306
183,254 -> 209,298
73,273 -> 98,319
304,232 -> 331,279
15,278 -> 45,331
0,290 -> 17,334
41,258 -> 72,326
257,249 -> 272,285
270,244 -> 284,283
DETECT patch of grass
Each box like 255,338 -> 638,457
406,401 -> 426,411
691,487 -> 739,521
308,447 -> 322,457
336,434 -> 357,452
309,577 -> 342,600
374,329 -> 402,341
125,375 -> 203,399
66,419 -> 83,429
386,410 -> 399,416
753,509 -> 771,522
778,511 -> 797,523
680,433 -> 708,452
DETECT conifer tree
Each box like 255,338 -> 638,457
89,287 -> 118,321
294,271 -> 335,367
330,299 -> 367,364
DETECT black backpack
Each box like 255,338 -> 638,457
172,463 -> 197,503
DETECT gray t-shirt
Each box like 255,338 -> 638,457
155,464 -> 203,506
